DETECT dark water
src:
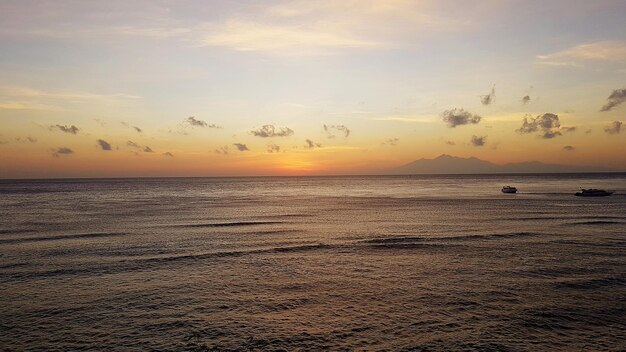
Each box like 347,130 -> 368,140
1,174 -> 625,351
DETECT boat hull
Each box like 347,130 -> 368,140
575,192 -> 613,197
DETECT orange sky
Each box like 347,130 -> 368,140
1,1 -> 625,178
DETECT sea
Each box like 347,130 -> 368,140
1,174 -> 625,351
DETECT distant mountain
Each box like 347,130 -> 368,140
389,154 -> 614,174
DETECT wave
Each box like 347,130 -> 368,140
0,229 -> 36,235
1,243 -> 335,281
0,232 -> 126,244
556,276 -> 626,290
436,232 -> 538,241
570,221 -> 624,225
172,221 -> 284,228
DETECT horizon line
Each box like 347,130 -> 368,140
2,171 -> 626,182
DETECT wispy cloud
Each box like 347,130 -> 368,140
97,139 -> 112,151
537,40 -> 626,67
250,124 -> 294,138
0,86 -> 139,112
15,136 -> 37,143
214,146 -> 229,155
600,88 -> 626,112
163,152 -> 174,157
199,0 -> 470,56
604,121 -> 622,135
122,121 -> 143,133
202,20 -> 378,56
381,138 -> 399,146
562,126 -> 577,133
127,140 -> 154,153
441,108 -> 481,128
563,145 -> 576,151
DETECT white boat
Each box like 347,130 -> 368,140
502,186 -> 517,194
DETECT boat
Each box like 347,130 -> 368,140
574,189 -> 614,197
502,186 -> 517,194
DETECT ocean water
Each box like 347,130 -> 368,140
1,174 -> 625,351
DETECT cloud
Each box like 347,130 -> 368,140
97,139 -> 112,151
233,143 -> 249,151
250,124 -> 294,137
185,116 -> 207,127
323,124 -> 350,138
480,86 -> 495,105
163,152 -> 174,157
214,146 -> 229,154
122,121 -> 143,132
563,145 -> 576,151
51,124 -> 79,134
267,143 -> 280,153
537,41 -> 626,67
127,140 -> 153,153
15,136 -> 37,143
382,138 -> 399,146
127,140 -> 141,149
517,113 -> 564,139
202,20 -> 377,56
304,139 -> 322,149
0,86 -> 140,112
183,116 -> 222,128
522,95 -> 530,104
52,147 -> 73,157
441,108 -> 482,127
562,126 -> 577,133
604,121 -> 622,134
445,140 -> 456,146
600,88 -> 626,112
470,135 -> 487,147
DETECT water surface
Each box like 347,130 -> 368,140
1,174 -> 625,351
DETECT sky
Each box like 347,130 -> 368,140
0,0 -> 625,178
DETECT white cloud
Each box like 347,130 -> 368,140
200,0 -> 470,56
537,40 -> 626,67
0,86 -> 139,110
